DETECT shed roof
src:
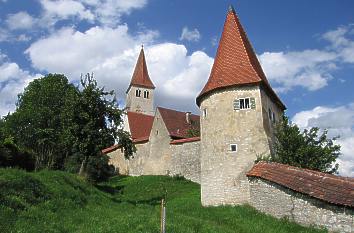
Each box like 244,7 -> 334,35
247,162 -> 354,207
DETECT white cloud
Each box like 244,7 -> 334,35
37,0 -> 147,27
259,50 -> 337,92
39,0 -> 95,27
0,53 -> 41,117
86,0 -> 147,26
322,25 -> 354,63
25,25 -> 212,112
6,11 -> 36,30
259,24 -> 354,92
292,103 -> 354,177
179,27 -> 201,42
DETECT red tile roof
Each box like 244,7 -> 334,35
127,47 -> 155,92
158,107 -> 200,139
247,162 -> 354,207
196,6 -> 285,110
102,144 -> 120,154
170,137 -> 200,145
127,111 -> 154,141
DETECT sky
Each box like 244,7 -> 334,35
0,0 -> 353,176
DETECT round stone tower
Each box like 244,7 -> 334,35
196,6 -> 285,206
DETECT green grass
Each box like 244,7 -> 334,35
0,168 -> 327,233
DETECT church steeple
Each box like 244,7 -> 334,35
196,5 -> 284,110
127,46 -> 155,93
125,46 -> 155,116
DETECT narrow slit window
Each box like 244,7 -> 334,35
203,108 -> 207,118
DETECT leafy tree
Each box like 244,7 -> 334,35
0,120 -> 35,171
263,115 -> 340,174
62,73 -> 135,182
2,74 -> 78,170
186,120 -> 200,138
2,73 -> 134,181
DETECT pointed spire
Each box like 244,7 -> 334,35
197,5 -> 285,109
127,47 -> 155,92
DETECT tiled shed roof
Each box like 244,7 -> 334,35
127,47 -> 155,92
127,111 -> 154,141
158,107 -> 200,139
170,137 -> 200,145
196,6 -> 285,110
247,162 -> 354,207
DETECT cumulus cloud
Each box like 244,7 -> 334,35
37,0 -> 147,27
259,24 -> 354,92
179,27 -> 201,42
0,53 -> 41,117
292,103 -> 354,177
6,11 -> 36,30
25,25 -> 212,112
259,50 -> 336,92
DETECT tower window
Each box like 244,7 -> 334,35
135,89 -> 141,97
230,144 -> 237,152
234,97 -> 255,110
203,108 -> 207,118
144,90 -> 149,99
240,98 -> 250,109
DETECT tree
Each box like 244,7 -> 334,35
2,73 -> 134,181
62,73 -> 135,182
2,74 -> 78,170
265,115 -> 340,174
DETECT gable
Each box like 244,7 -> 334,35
157,107 -> 200,139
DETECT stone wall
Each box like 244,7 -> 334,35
199,85 -> 271,206
108,141 -> 151,176
169,141 -> 201,183
126,86 -> 155,116
108,109 -> 201,182
249,177 -> 354,233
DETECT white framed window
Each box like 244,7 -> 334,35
230,144 -> 237,152
240,98 -> 250,109
234,97 -> 255,110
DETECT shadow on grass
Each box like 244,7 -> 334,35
95,185 -> 124,195
112,196 -> 163,206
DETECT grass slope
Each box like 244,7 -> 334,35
0,169 -> 327,233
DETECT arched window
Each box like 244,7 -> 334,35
136,89 -> 141,97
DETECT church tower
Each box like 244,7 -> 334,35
197,6 -> 286,206
126,47 -> 155,116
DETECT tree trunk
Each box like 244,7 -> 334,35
79,156 -> 88,177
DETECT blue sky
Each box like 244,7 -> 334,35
0,0 -> 353,176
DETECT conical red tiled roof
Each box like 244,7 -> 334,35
196,6 -> 285,110
127,47 -> 155,92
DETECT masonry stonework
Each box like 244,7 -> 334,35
199,86 -> 271,206
126,86 -> 154,116
169,141 -> 201,183
249,178 -> 354,233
